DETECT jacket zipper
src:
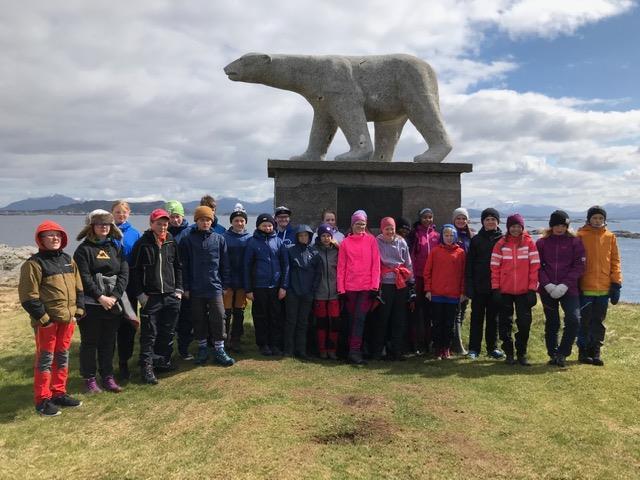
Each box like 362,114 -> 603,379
159,244 -> 164,294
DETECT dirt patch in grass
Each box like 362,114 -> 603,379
437,431 -> 514,473
312,416 -> 395,445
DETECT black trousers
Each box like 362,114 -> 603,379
284,292 -> 313,355
431,302 -> 457,350
79,304 -> 120,378
468,293 -> 499,354
251,288 -> 283,349
372,284 -> 408,357
139,294 -> 181,368
191,295 -> 226,342
498,293 -> 532,357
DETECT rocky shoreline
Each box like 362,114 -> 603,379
0,244 -> 37,312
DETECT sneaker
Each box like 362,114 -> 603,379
327,351 -> 338,360
489,349 -> 505,359
444,348 -> 452,359
102,375 -> 123,393
467,351 -> 479,360
592,357 -> 604,367
270,346 -> 283,357
141,365 -> 158,385
85,377 -> 102,394
35,399 -> 61,417
547,357 -> 558,366
118,362 -> 130,380
180,351 -> 195,361
195,345 -> 209,365
229,337 -> 242,353
505,355 -> 517,365
517,355 -> 532,367
347,351 -> 367,365
556,355 -> 567,368
259,345 -> 272,356
51,394 -> 82,408
213,347 -> 235,367
319,351 -> 328,359
155,362 -> 176,373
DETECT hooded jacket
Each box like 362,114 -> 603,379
287,225 -> 318,298
491,232 -> 540,295
169,219 -> 190,244
312,241 -> 339,300
243,229 -> 290,292
180,227 -> 230,297
423,243 -> 465,302
276,224 -> 296,247
577,224 -> 622,292
115,221 -> 141,264
465,226 -> 503,296
536,233 -> 585,297
130,229 -> 183,296
223,227 -> 252,289
337,232 -> 381,293
407,222 -> 440,279
18,220 -> 85,327
376,234 -> 414,287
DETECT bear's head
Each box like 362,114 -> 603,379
224,53 -> 272,83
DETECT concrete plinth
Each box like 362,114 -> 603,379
268,160 -> 473,232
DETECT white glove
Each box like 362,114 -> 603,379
544,283 -> 557,295
551,284 -> 568,299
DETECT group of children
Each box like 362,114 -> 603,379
19,199 -> 622,416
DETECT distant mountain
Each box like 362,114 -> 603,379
0,194 -> 79,211
183,197 -> 274,214
467,203 -> 639,220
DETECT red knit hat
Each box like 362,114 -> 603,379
380,217 -> 396,231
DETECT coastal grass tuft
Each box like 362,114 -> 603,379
1,304 -> 639,479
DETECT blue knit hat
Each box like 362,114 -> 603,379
439,224 -> 458,244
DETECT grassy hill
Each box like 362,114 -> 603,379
1,304 -> 639,479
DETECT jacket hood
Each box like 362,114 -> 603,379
439,224 -> 458,244
35,220 -> 68,250
253,229 -> 277,239
294,224 -> 314,245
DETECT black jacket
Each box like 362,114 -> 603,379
130,230 -> 183,296
465,227 -> 503,297
73,239 -> 129,301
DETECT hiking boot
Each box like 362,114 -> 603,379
154,362 -> 176,373
180,350 -> 194,361
547,357 -> 558,366
213,347 -> 235,367
118,362 -> 130,380
489,349 -> 505,359
35,399 -> 61,417
505,355 -> 516,365
348,351 -> 367,365
195,345 -> 209,365
517,355 -> 532,367
578,348 -> 593,364
85,377 -> 102,394
556,355 -> 567,368
51,394 -> 82,408
259,345 -> 272,356
270,346 -> 283,357
327,351 -> 338,360
229,337 -> 242,353
592,356 -> 604,367
102,375 -> 123,393
467,351 -> 479,360
141,365 -> 158,385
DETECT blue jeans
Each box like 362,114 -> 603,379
577,295 -> 609,350
541,293 -> 580,358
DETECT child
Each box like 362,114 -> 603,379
181,206 -> 234,366
536,210 -> 585,368
451,207 -> 474,355
274,205 -> 295,247
406,208 -> 440,354
423,224 -> 465,360
74,210 -> 128,393
577,206 -> 622,366
374,217 -> 413,361
223,203 -> 251,353
337,210 -> 381,365
112,200 -> 141,379
312,224 -> 340,359
490,214 -> 540,366
130,208 -> 183,384
243,213 -> 290,356
465,208 -> 504,359
312,209 -> 345,244
199,194 -> 226,234
19,221 -> 84,416
284,224 -> 317,359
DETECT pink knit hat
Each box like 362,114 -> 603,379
380,217 -> 395,230
351,209 -> 367,225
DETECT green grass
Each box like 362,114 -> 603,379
1,304 -> 639,479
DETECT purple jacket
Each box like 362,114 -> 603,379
535,234 -> 585,297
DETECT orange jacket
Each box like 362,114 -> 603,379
423,243 -> 465,299
577,225 -> 622,292
491,233 -> 540,295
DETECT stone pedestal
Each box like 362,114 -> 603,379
268,160 -> 472,232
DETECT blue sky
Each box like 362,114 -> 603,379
0,1 -> 638,210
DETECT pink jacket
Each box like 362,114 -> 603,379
337,233 -> 381,293
408,223 -> 440,279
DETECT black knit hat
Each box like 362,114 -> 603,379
395,217 -> 411,231
481,208 -> 500,223
587,205 -> 607,222
256,213 -> 275,228
549,210 -> 570,227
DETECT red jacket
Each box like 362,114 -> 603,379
490,233 -> 540,295
423,243 -> 465,299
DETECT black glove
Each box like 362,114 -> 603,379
527,290 -> 538,308
465,287 -> 474,301
408,283 -> 416,302
491,289 -> 502,305
369,289 -> 379,299
609,283 -> 622,305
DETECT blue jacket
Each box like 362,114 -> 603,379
223,227 -> 252,289
287,225 -> 318,299
243,229 -> 290,292
180,227 -> 230,297
115,221 -> 141,264
212,216 -> 226,235
169,219 -> 191,245
276,224 -> 296,247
